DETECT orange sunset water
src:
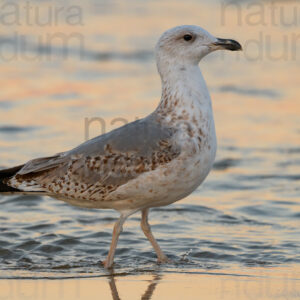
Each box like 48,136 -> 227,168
0,0 -> 299,299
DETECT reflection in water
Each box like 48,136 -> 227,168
108,271 -> 161,300
140,275 -> 161,300
109,275 -> 121,300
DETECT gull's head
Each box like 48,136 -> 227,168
155,25 -> 242,72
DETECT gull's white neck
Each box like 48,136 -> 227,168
155,63 -> 215,129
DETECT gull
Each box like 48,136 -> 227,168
0,25 -> 241,268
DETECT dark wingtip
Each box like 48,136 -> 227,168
0,181 -> 21,193
0,165 -> 24,193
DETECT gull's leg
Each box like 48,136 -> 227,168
103,212 -> 130,269
141,208 -> 169,263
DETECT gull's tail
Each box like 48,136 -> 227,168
0,154 -> 65,195
0,165 -> 24,193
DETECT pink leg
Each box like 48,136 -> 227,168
141,208 -> 169,263
103,212 -> 130,268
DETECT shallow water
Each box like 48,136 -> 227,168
0,0 -> 299,283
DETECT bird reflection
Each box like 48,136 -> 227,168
109,275 -> 121,300
140,274 -> 161,300
108,271 -> 162,300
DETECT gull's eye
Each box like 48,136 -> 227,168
183,34 -> 193,41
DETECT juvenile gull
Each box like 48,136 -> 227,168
0,25 -> 241,268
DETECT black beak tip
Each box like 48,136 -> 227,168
227,39 -> 242,51
215,38 -> 242,51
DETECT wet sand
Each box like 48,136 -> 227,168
1,267 -> 299,300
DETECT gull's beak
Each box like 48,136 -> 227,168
212,38 -> 242,51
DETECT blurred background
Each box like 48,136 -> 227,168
0,0 -> 299,284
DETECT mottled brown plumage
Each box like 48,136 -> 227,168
7,114 -> 181,205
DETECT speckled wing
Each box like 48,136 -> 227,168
7,114 -> 181,202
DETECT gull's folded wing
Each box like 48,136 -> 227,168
5,115 -> 181,200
